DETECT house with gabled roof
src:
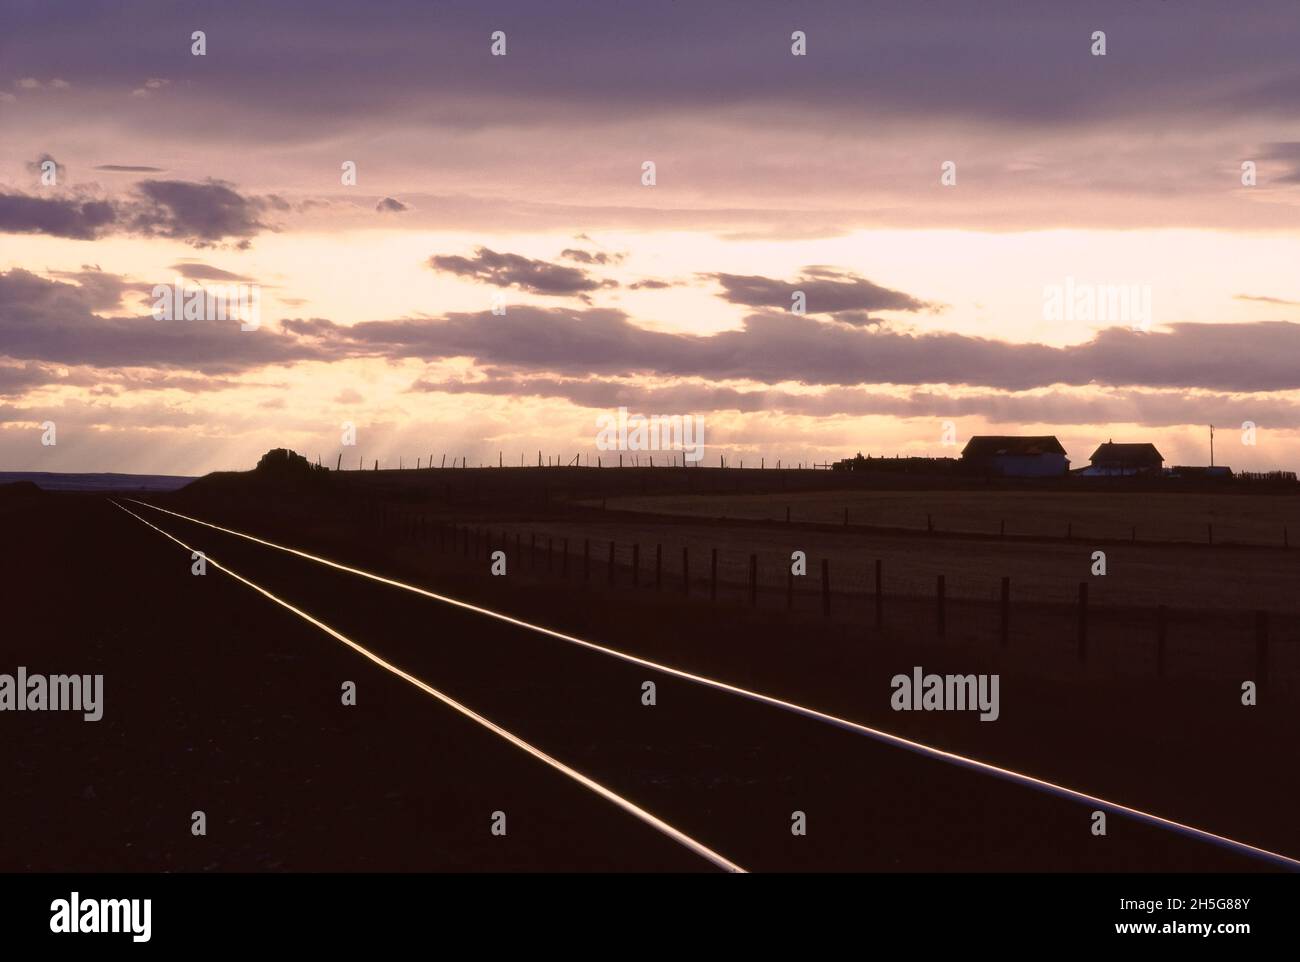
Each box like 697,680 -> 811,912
1082,440 -> 1164,477
960,436 -> 1069,477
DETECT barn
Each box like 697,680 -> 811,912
960,436 -> 1070,478
1082,441 -> 1164,477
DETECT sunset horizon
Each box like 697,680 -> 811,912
5,1 -> 1300,476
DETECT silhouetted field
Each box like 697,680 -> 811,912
6,468 -> 1296,871
602,487 -> 1300,547
145,469 -> 1300,863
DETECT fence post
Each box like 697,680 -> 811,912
1000,576 -> 1010,646
608,541 -> 616,586
632,543 -> 640,587
749,554 -> 758,607
874,559 -> 883,629
1156,605 -> 1167,678
682,546 -> 690,595
710,548 -> 718,602
1077,582 -> 1088,662
1256,611 -> 1269,693
822,558 -> 831,617
936,574 -> 946,637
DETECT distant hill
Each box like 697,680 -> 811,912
0,472 -> 196,492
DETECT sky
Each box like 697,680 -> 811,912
2,0 -> 1299,474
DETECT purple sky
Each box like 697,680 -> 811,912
2,0 -> 1299,473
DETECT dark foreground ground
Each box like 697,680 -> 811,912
1,486 -> 1295,872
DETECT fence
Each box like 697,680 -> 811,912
353,505 -> 1298,694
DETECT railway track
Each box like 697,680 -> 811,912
112,498 -> 1298,873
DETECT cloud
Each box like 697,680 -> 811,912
126,179 -> 281,247
1235,293 -> 1300,307
0,192 -> 117,239
44,266 -> 151,310
130,78 -> 171,98
560,247 -> 622,265
167,262 -> 257,282
298,305 -> 1300,394
0,269 -> 327,375
628,279 -> 674,290
375,197 -> 409,213
94,164 -> 166,173
9,269 -> 1300,397
428,246 -> 616,298
0,179 -> 282,247
705,268 -> 936,316
25,153 -> 66,182
408,372 -> 1300,430
14,77 -> 69,91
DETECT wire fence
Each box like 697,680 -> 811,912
349,504 -> 1299,695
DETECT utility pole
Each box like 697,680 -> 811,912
1210,424 -> 1215,467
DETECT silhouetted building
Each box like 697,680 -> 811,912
960,436 -> 1069,477
1167,465 -> 1233,480
831,452 -> 956,474
1082,440 -> 1163,477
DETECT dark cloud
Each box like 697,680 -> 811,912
0,358 -> 249,398
0,361 -> 67,397
409,373 -> 1300,430
8,269 -> 1300,396
299,306 -> 1300,394
0,192 -> 116,239
168,262 -> 258,282
25,153 -> 67,182
376,197 -> 409,213
126,179 -> 279,247
0,269 -> 327,375
45,267 -> 150,310
0,179 -> 280,247
93,165 -> 166,173
428,247 -> 616,298
8,1 -> 1296,132
628,279 -> 674,290
705,268 -> 935,316
560,248 -> 621,265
